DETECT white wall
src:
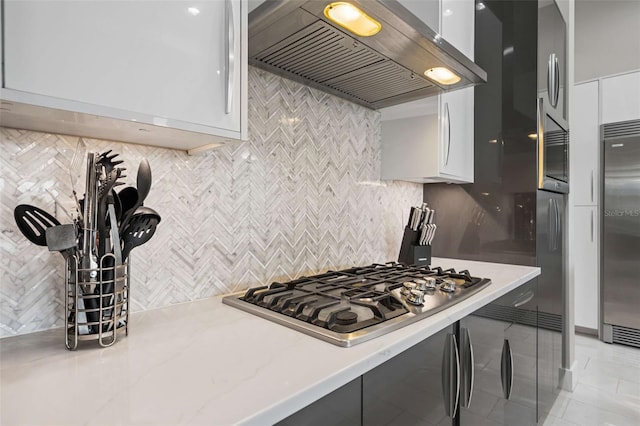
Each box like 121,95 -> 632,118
575,0 -> 640,82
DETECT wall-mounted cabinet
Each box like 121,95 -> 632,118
601,71 -> 640,124
572,81 -> 600,206
0,0 -> 247,153
381,0 -> 474,184
538,0 -> 567,121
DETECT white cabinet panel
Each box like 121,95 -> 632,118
442,0 -> 474,58
1,0 -> 246,152
440,87 -> 474,181
381,114 -> 440,182
397,0 -> 440,32
571,81 -> 599,206
601,71 -> 640,124
573,206 -> 599,330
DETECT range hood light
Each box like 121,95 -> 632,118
324,2 -> 382,37
424,67 -> 461,85
528,133 -> 538,140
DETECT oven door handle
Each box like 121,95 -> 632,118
548,53 -> 560,108
537,98 -> 545,190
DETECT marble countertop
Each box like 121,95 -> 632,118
0,258 -> 540,425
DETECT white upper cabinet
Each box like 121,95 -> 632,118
571,81 -> 599,206
601,71 -> 640,124
381,0 -> 474,183
441,0 -> 474,58
0,0 -> 247,153
396,0 -> 440,32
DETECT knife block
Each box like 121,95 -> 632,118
398,226 -> 431,266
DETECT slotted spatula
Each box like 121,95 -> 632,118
121,214 -> 160,261
14,204 -> 61,246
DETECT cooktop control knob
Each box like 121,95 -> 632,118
440,278 -> 457,293
424,277 -> 437,290
406,289 -> 425,306
402,282 -> 416,294
412,279 -> 428,291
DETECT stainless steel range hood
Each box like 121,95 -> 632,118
249,0 -> 487,109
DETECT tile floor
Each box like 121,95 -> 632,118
543,334 -> 640,426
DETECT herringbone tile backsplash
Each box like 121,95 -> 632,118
0,67 -> 422,337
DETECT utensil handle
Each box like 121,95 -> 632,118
225,0 -> 235,114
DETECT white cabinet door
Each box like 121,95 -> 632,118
2,0 -> 244,150
439,87 -> 473,181
571,81 -> 599,206
381,113 -> 439,182
573,206 -> 599,330
439,0 -> 474,182
601,71 -> 640,124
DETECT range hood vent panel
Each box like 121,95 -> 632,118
249,0 -> 487,110
254,22 -> 385,84
326,61 -> 434,104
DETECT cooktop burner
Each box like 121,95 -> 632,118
223,263 -> 491,347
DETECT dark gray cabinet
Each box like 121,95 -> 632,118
461,279 -> 538,426
361,281 -> 540,426
538,0 -> 567,120
362,327 -> 451,426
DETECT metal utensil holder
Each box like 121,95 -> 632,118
64,151 -> 130,350
65,253 -> 130,350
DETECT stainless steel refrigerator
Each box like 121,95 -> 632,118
601,119 -> 640,347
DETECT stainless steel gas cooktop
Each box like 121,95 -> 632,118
222,263 -> 491,347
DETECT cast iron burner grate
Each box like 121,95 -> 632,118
224,263 -> 491,347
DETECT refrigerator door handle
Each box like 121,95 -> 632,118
442,333 -> 461,418
500,338 -> 514,400
460,327 -> 474,408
